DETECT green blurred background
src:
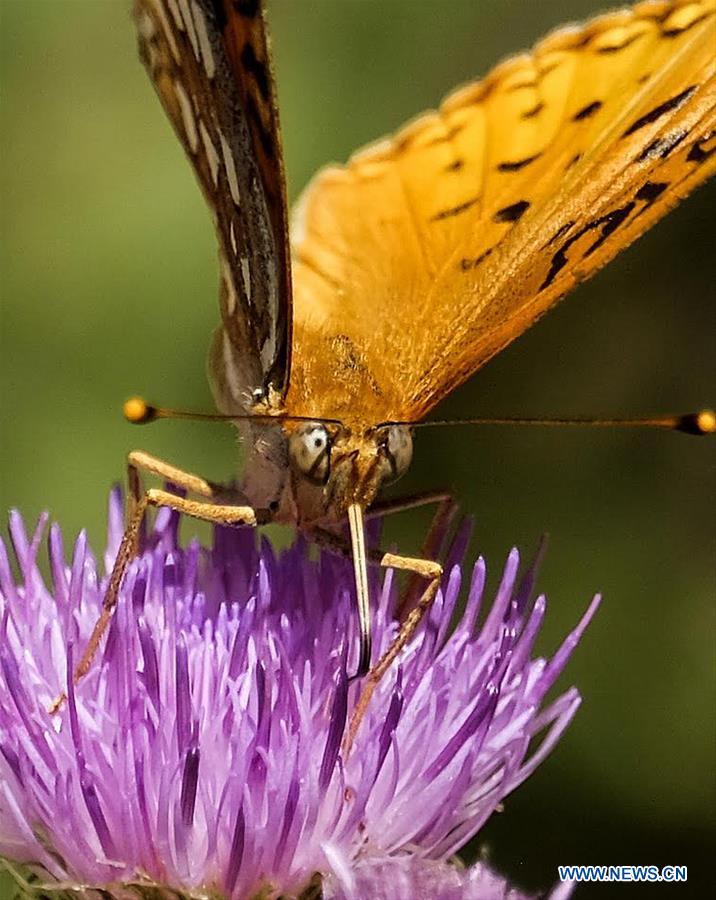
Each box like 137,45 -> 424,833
1,0 -> 714,896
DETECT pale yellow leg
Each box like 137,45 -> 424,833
50,454 -> 261,712
126,450 -> 218,549
314,489 -> 456,572
366,489 -> 455,531
368,490 -> 457,619
311,526 -> 443,752
127,449 -> 216,501
343,550 -> 443,755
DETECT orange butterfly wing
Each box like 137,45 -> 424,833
286,0 -> 715,426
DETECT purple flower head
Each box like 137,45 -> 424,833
0,490 -> 598,898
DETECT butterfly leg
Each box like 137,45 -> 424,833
49,453 -> 264,712
367,489 -> 457,619
309,526 -> 443,752
312,489 -> 457,651
314,489 -> 456,569
126,449 -> 222,552
343,550 -> 443,754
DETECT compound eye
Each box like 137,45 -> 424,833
379,425 -> 413,484
288,423 -> 332,485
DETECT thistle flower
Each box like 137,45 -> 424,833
0,490 -> 598,899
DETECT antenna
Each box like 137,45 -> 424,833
122,396 -> 341,427
392,410 -> 716,436
124,397 -> 715,437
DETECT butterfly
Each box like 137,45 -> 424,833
62,0 -> 715,715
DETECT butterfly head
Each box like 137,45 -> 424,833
287,421 -> 413,515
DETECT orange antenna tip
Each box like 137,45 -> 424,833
685,408 -> 716,436
123,396 -> 157,424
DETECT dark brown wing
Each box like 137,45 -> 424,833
134,0 -> 291,409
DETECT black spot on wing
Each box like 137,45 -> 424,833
497,154 -> 541,172
546,221 -> 575,246
637,179 -> 669,202
431,196 -> 479,221
540,247 -> 569,290
445,159 -> 464,172
636,129 -> 687,162
460,248 -> 493,272
540,202 -> 637,290
583,203 -> 635,257
622,85 -> 697,136
493,200 -> 530,223
521,101 -> 544,119
240,41 -> 270,101
573,100 -> 602,121
662,12 -> 711,38
596,31 -> 646,53
687,132 -> 716,164
634,181 -> 667,217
